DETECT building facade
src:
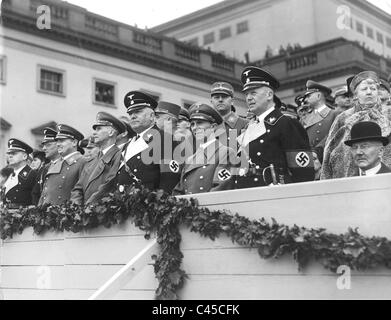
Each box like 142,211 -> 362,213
0,0 -> 247,168
153,0 -> 391,62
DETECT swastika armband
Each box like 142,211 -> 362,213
169,160 -> 180,173
285,150 -> 314,168
217,168 -> 232,181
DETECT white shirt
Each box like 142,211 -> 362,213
360,163 -> 382,176
102,144 -> 115,156
3,166 -> 24,194
315,104 -> 327,114
257,107 -> 275,123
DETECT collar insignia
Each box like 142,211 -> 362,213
269,117 -> 276,124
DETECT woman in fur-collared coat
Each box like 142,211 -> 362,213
321,71 -> 391,180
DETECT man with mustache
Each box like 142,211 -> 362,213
345,121 -> 391,176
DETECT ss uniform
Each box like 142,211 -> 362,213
3,139 -> 37,207
116,91 -> 181,193
235,66 -> 315,189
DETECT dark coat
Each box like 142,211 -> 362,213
235,108 -> 314,189
300,105 -> 339,148
4,165 -> 37,207
353,163 -> 391,176
216,112 -> 248,149
38,152 -> 85,206
116,126 -> 181,193
71,145 -> 121,205
173,139 -> 237,195
31,164 -> 49,205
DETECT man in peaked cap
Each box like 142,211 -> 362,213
344,121 -> 391,176
117,91 -> 181,193
38,124 -> 85,206
334,85 -> 352,115
235,66 -> 314,189
155,101 -> 181,134
32,127 -> 61,205
71,112 -> 125,205
173,103 -> 237,195
300,80 -> 339,148
210,82 -> 248,147
174,107 -> 192,142
3,139 -> 37,207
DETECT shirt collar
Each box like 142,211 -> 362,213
102,144 -> 115,155
315,104 -> 327,113
63,151 -> 78,161
135,125 -> 154,141
360,163 -> 382,176
257,107 -> 275,123
12,166 -> 24,177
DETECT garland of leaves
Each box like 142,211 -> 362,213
1,186 -> 391,299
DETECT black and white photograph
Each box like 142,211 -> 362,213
0,0 -> 391,304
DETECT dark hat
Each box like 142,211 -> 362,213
346,76 -> 355,97
295,94 -> 305,107
124,91 -> 158,114
380,79 -> 391,93
92,111 -> 126,134
344,121 -> 389,147
178,107 -> 190,122
241,66 -> 280,92
56,124 -> 84,141
32,150 -> 46,162
79,137 -> 97,149
211,82 -> 234,97
304,80 -> 332,97
349,71 -> 380,93
334,86 -> 349,98
7,138 -> 33,154
42,127 -> 57,143
189,103 -> 223,125
155,101 -> 181,120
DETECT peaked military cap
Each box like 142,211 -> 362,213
179,107 -> 190,122
92,111 -> 126,134
380,79 -> 390,93
294,93 -> 306,107
241,66 -> 280,92
155,101 -> 181,119
56,124 -> 84,141
349,71 -> 380,93
42,127 -> 58,143
344,121 -> 389,147
7,138 -> 33,154
79,137 -> 97,149
211,82 -> 234,97
124,91 -> 158,114
304,80 -> 332,97
334,86 -> 349,98
189,103 -> 223,125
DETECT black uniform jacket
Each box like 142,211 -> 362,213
116,125 -> 181,193
236,108 -> 315,189
4,165 -> 37,207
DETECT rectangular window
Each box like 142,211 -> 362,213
37,65 -> 65,96
376,32 -> 384,44
0,56 -> 6,84
220,27 -> 231,40
367,27 -> 374,39
187,38 -> 199,46
93,79 -> 116,107
386,37 -> 391,49
237,21 -> 249,34
203,32 -> 215,45
356,21 -> 363,34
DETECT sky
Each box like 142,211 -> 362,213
66,0 -> 391,29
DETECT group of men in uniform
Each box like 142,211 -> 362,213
4,65 -> 345,208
